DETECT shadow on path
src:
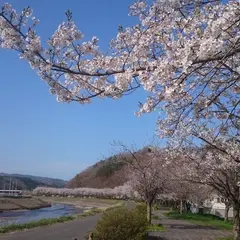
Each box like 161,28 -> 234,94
170,223 -> 219,230
150,210 -> 232,240
148,236 -> 167,240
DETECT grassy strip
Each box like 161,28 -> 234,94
0,216 -> 74,234
147,223 -> 165,232
76,202 -> 124,219
166,211 -> 233,230
0,202 -> 125,234
152,215 -> 161,220
76,208 -> 103,218
40,197 -> 123,206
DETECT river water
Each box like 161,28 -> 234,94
0,204 -> 79,226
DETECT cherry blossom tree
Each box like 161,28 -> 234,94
165,154 -> 212,214
173,146 -> 240,240
169,180 -> 211,215
0,1 -> 238,152
0,1 -> 239,178
0,0 -> 239,234
114,143 -> 170,224
33,183 -> 135,200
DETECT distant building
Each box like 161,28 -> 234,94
203,194 -> 233,219
0,190 -> 23,197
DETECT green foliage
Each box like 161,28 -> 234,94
153,204 -> 161,210
167,211 -> 233,230
0,175 -> 65,191
135,203 -> 147,212
77,201 -> 124,219
147,224 -> 165,232
0,216 -> 74,233
152,215 -> 161,220
96,159 -> 125,178
17,177 -> 43,190
77,208 -> 103,218
92,206 -> 148,240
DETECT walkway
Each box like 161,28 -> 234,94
0,214 -> 101,240
149,210 -> 232,240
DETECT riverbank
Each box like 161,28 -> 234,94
0,199 -> 124,234
40,196 -> 123,211
0,197 -> 50,212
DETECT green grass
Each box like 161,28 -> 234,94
0,216 -> 74,234
147,224 -> 165,232
77,208 -> 103,218
77,201 -> 124,218
152,215 -> 161,220
166,211 -> 233,230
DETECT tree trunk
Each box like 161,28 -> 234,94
174,200 -> 177,210
233,202 -> 240,240
180,199 -> 183,215
147,201 -> 152,225
224,204 -> 230,222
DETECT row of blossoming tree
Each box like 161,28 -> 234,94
33,184 -> 138,200
0,0 -> 239,238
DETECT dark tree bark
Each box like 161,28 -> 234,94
233,202 -> 240,240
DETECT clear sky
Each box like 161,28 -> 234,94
0,0 -> 159,180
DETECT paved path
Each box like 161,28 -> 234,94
0,214 -> 101,240
149,210 -> 232,240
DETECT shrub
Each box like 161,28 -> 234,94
92,206 -> 148,240
153,204 -> 161,210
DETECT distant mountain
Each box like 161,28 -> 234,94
67,147 -> 150,189
0,173 -> 67,190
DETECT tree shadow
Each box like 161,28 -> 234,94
147,236 -> 167,240
170,224 -> 219,230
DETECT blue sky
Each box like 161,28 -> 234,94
0,0 -> 159,180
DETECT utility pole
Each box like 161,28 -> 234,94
9,176 -> 11,196
12,181 -> 15,192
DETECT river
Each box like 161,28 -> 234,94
0,204 -> 79,226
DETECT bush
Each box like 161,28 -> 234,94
135,203 -> 147,213
153,204 -> 161,210
92,206 -> 148,240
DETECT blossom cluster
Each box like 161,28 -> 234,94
33,183 -> 139,200
0,1 -> 239,171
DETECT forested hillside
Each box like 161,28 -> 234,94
0,173 -> 67,190
67,148 -> 150,188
